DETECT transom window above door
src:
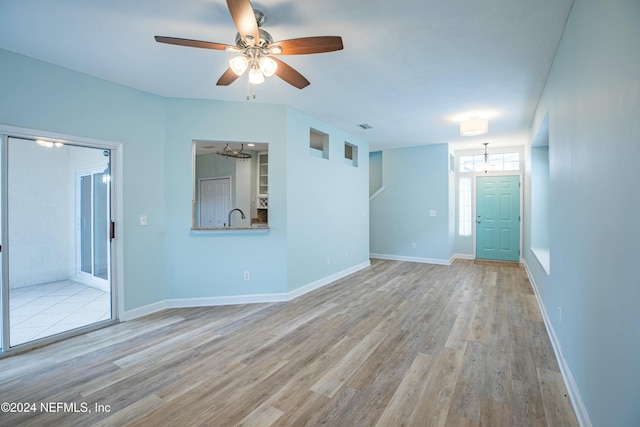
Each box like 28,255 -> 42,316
459,152 -> 520,173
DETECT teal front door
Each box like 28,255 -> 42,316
476,175 -> 520,262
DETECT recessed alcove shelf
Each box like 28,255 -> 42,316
310,128 -> 329,159
531,113 -> 550,275
344,142 -> 358,167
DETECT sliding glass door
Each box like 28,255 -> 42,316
1,134 -> 115,351
77,168 -> 110,289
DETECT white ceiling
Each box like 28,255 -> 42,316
0,0 -> 573,151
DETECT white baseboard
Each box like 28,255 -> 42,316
370,253 -> 452,265
122,300 -> 168,321
72,273 -> 110,293
123,261 -> 371,321
287,260 -> 371,300
522,259 -> 591,427
165,293 -> 289,309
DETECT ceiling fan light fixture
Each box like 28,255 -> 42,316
460,118 -> 489,136
155,1 -> 344,93
249,65 -> 265,84
229,55 -> 248,75
259,56 -> 277,77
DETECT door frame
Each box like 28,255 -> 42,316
473,172 -> 523,262
0,124 -> 123,356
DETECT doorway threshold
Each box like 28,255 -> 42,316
474,259 -> 521,268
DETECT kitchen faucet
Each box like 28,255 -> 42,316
228,208 -> 246,227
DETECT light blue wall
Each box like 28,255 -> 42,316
0,49 -> 166,311
369,151 -> 383,196
370,144 -> 452,262
524,0 -> 640,425
0,47 -> 370,313
530,146 -> 549,250
162,98 -> 289,298
285,108 -> 370,292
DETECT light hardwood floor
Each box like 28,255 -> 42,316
0,259 -> 579,426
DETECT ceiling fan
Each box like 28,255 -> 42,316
155,0 -> 343,91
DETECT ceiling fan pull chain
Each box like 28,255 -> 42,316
245,77 -> 257,100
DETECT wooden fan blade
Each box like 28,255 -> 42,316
269,36 -> 344,55
272,57 -> 310,89
155,36 -> 232,51
226,0 -> 260,45
217,68 -> 240,86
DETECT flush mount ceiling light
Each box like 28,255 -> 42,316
460,117 -> 489,136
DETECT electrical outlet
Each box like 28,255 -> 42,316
411,242 -> 416,249
326,257 -> 331,266
429,210 -> 436,217
139,215 -> 148,226
243,271 -> 250,281
558,307 -> 562,324
345,251 -> 349,259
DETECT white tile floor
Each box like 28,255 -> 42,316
9,280 -> 111,346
